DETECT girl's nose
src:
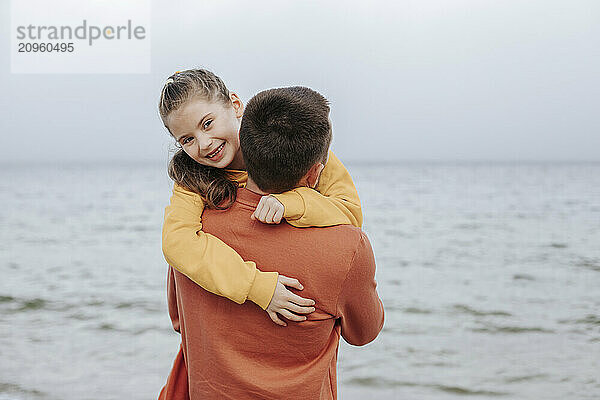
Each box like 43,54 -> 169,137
197,134 -> 212,151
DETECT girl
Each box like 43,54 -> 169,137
159,68 -> 362,326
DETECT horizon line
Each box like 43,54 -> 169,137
0,158 -> 599,166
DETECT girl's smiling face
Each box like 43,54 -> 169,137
166,93 -> 246,170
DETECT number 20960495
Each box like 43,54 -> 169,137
18,42 -> 74,52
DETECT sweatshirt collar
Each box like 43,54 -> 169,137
235,187 -> 263,207
225,168 -> 248,184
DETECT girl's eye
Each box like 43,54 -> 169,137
203,119 -> 213,130
181,137 -> 193,145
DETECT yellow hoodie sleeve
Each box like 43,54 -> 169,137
272,150 -> 363,228
162,184 -> 278,310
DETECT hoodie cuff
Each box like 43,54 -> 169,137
247,270 -> 279,310
271,191 -> 305,221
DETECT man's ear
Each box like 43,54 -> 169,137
305,162 -> 325,188
230,92 -> 244,118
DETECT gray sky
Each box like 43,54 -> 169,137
1,0 -> 599,163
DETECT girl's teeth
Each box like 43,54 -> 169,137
208,143 -> 224,158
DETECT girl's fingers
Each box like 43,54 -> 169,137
265,206 -> 277,223
273,207 -> 284,223
285,302 -> 315,315
279,309 -> 307,322
289,292 -> 316,307
254,196 -> 284,224
278,276 -> 316,306
252,197 -> 266,221
279,275 -> 303,290
268,311 -> 287,327
257,200 -> 270,222
250,207 -> 259,221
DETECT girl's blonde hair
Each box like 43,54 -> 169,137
159,68 -> 238,209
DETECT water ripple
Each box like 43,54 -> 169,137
513,274 -> 535,281
452,304 -> 512,317
558,315 -> 600,326
503,373 -> 549,383
436,385 -> 509,396
576,257 -> 600,272
0,297 -> 48,312
0,382 -> 45,398
346,377 -> 510,396
404,307 -> 433,314
472,323 -> 554,334
549,243 -> 568,249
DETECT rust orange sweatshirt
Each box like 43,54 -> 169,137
163,188 -> 384,399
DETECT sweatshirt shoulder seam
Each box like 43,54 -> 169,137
334,231 -> 365,315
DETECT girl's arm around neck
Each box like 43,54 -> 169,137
162,183 -> 278,309
271,150 -> 363,228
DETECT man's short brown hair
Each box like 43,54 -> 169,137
239,86 -> 332,193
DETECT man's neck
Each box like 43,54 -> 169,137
244,176 -> 269,196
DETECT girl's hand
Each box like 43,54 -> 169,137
251,195 -> 284,224
266,275 -> 316,327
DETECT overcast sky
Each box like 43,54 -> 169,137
1,0 -> 599,163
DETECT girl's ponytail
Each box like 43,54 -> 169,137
168,148 -> 238,210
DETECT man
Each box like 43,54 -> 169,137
160,87 -> 384,399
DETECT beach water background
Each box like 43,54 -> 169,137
0,161 -> 599,399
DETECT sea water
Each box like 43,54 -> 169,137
1,162 -> 599,399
